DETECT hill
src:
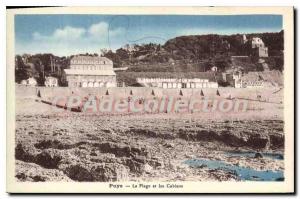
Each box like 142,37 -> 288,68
14,31 -> 284,86
103,31 -> 283,72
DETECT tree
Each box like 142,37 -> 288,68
116,48 -> 129,60
15,56 -> 30,83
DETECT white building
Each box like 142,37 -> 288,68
20,80 -> 27,85
64,56 -> 116,88
211,66 -> 218,72
113,67 -> 128,71
137,73 -> 218,88
251,37 -> 268,57
231,71 -> 283,88
45,76 -> 58,87
252,37 -> 265,48
223,72 -> 242,88
21,77 -> 37,87
242,34 -> 248,44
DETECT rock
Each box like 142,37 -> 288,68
148,157 -> 164,168
34,139 -> 87,150
163,142 -> 175,148
276,154 -> 284,160
177,128 -> 283,150
196,130 -> 220,141
15,143 -> 37,162
15,143 -> 62,169
15,160 -> 72,182
219,131 -> 246,147
35,149 -> 62,169
124,159 -> 145,174
254,152 -> 263,159
61,164 -> 94,181
194,164 -> 207,169
185,154 -> 195,159
269,134 -> 284,149
168,162 -> 177,171
90,152 -> 97,156
93,142 -> 149,158
247,135 -> 269,149
144,163 -> 153,173
61,162 -> 129,182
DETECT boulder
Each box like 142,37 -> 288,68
61,162 -> 129,182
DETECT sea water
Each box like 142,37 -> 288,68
184,159 -> 284,181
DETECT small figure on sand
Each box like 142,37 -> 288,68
37,89 -> 41,98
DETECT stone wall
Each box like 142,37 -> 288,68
16,85 -> 283,104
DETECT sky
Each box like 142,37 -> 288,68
15,15 -> 283,56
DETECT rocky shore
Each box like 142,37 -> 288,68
15,111 -> 284,182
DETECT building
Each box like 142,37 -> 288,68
242,34 -> 248,44
251,37 -> 264,48
64,56 -> 116,87
20,80 -> 27,85
240,73 -> 265,88
251,37 -> 268,57
45,76 -> 58,87
224,71 -> 242,88
211,66 -> 218,72
27,77 -> 37,86
20,77 -> 37,87
136,72 -> 218,89
113,67 -> 128,71
228,71 -> 283,88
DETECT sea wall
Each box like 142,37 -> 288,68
16,84 -> 283,104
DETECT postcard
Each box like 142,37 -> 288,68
6,6 -> 294,193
